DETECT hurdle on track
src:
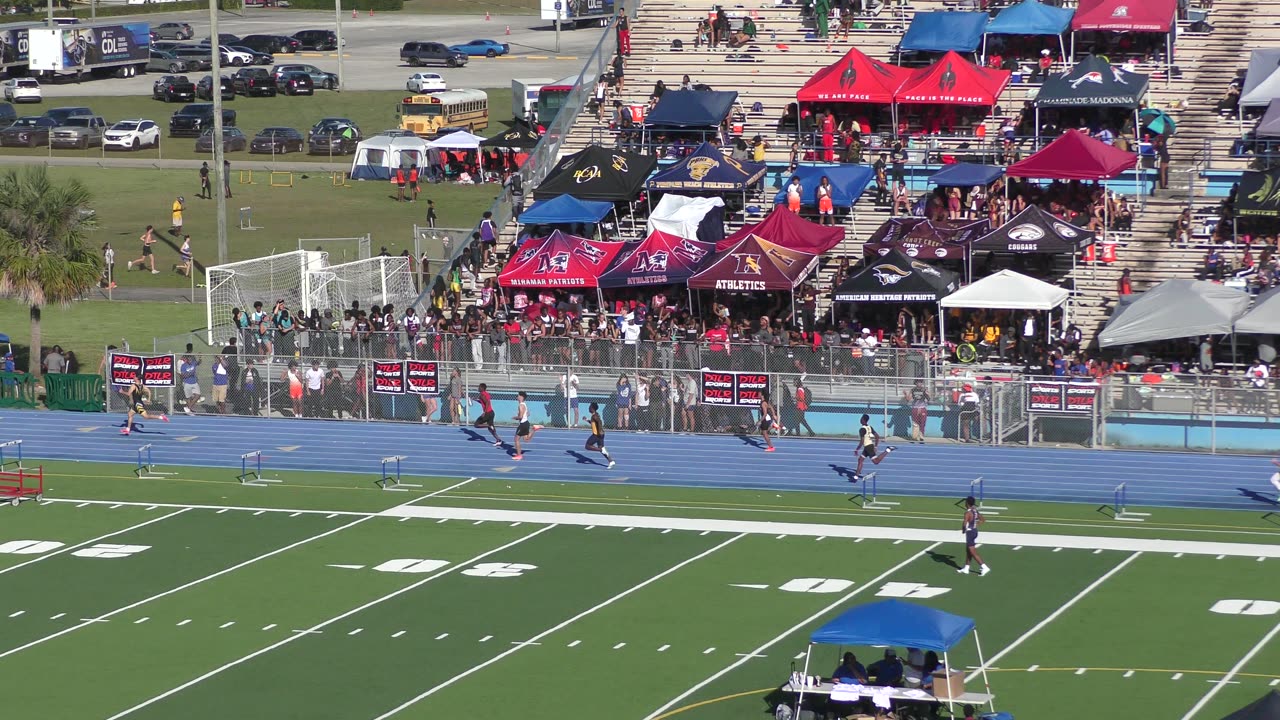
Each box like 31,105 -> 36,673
237,451 -> 278,486
1113,483 -> 1150,522
134,444 -> 175,479
378,455 -> 420,491
970,477 -> 1007,515
850,472 -> 898,511
0,440 -> 23,471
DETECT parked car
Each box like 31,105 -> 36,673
198,33 -> 241,47
270,63 -> 336,90
195,126 -> 248,153
150,41 -> 184,53
239,34 -> 300,54
153,22 -> 194,40
249,126 -> 304,154
147,49 -> 188,74
292,29 -> 338,51
276,71 -> 314,96
0,116 -> 56,147
0,103 -> 16,126
169,103 -> 237,138
230,46 -> 274,66
400,42 -> 467,68
50,115 -> 106,149
448,39 -> 510,57
104,119 -> 161,151
214,45 -> 255,66
42,106 -> 93,125
232,68 -> 277,97
196,75 -> 235,101
172,47 -> 213,72
3,78 -> 40,103
152,75 -> 195,103
307,117 -> 361,155
406,72 -> 447,93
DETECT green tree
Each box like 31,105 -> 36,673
0,167 -> 100,381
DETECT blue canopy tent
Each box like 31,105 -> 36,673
793,600 -> 994,715
648,142 -> 766,194
771,164 -> 876,207
927,163 -> 1005,188
900,11 -> 988,54
644,90 -> 738,129
983,0 -> 1073,63
517,195 -> 614,225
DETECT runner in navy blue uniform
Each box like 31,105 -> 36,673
958,496 -> 989,576
584,402 -> 615,468
474,382 -> 502,447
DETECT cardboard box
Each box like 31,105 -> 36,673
931,669 -> 965,699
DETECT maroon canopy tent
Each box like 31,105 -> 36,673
690,234 -> 819,292
797,47 -> 911,105
862,218 -> 988,261
597,230 -> 717,288
498,230 -> 626,288
895,51 -> 1011,107
1070,0 -> 1176,72
718,205 -> 845,253
1005,129 -> 1137,180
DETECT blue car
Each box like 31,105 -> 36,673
448,39 -> 510,58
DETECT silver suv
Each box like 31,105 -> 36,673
50,115 -> 107,149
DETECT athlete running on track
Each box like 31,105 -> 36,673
584,402 -> 615,468
511,391 -> 542,460
958,495 -> 989,576
854,413 -> 894,478
759,398 -> 777,452
1270,458 -> 1280,496
122,376 -> 169,435
474,382 -> 502,447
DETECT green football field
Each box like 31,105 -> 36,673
2,459 -> 1279,720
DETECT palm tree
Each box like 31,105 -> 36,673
0,167 -> 100,382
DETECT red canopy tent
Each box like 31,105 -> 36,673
718,205 -> 845,253
690,234 -> 820,292
895,51 -> 1011,106
1005,129 -> 1137,180
498,230 -> 626,288
796,47 -> 911,104
1071,0 -> 1175,32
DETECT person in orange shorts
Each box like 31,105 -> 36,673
786,176 -> 802,213
816,175 -> 834,225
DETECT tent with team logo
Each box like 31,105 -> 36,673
1070,0 -> 1176,74
597,230 -> 718,288
497,229 -> 626,288
861,218 -> 989,262
1035,55 -> 1149,109
647,142 -> 766,194
688,234 -> 819,292
894,51 -> 1011,108
833,248 -> 959,303
532,146 -> 658,202
796,46 -> 912,105
971,205 -> 1095,255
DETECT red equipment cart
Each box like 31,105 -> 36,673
0,466 -> 43,506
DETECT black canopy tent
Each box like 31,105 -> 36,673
532,146 -> 658,202
970,204 -> 1095,279
1219,690 -> 1280,720
480,125 -> 542,150
1033,55 -> 1149,144
833,248 -> 960,303
1237,168 -> 1280,217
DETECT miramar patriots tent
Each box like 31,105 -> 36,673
689,234 -> 819,291
532,146 -> 658,202
900,11 -> 988,53
971,205 -> 1095,254
895,51 -> 1011,107
718,205 -> 845,253
517,194 -> 615,225
771,164 -> 876,208
796,46 -> 911,105
647,142 -> 766,193
497,229 -> 626,288
597,230 -> 717,288
833,248 -> 959,302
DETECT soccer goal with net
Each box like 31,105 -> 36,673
204,250 -> 329,346
307,255 -> 417,316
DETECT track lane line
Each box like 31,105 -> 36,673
0,507 -> 190,577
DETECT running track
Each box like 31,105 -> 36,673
0,409 -> 1275,511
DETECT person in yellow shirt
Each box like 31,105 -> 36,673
169,196 -> 184,236
979,321 -> 1001,359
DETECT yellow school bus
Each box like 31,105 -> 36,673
397,89 -> 489,137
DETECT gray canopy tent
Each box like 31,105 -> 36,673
1099,279 -> 1251,348
1235,285 -> 1280,335
1238,49 -> 1280,130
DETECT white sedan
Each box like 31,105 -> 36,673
406,72 -> 447,93
3,78 -> 41,103
103,119 -> 161,151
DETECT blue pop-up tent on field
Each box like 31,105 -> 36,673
928,163 -> 1005,188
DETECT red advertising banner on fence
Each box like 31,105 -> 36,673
405,360 -> 439,395
109,353 -> 176,387
372,360 -> 406,395
700,370 -> 771,407
1027,381 -> 1098,413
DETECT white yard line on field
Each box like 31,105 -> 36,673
0,508 -> 190,577
1180,621 -> 1280,720
369,533 -> 747,720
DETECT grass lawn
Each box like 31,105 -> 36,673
0,89 -> 509,164
0,300 -> 206,373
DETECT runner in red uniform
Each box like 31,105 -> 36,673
474,382 -> 502,447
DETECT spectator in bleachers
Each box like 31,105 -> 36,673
650,79 -> 666,100
694,18 -> 710,49
611,53 -> 625,91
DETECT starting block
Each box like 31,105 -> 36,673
378,455 -> 420,491
0,440 -> 23,471
1112,483 -> 1149,522
238,451 -> 278,486
850,472 -> 898,511
970,477 -> 1007,515
0,465 -> 42,506
134,444 -> 175,479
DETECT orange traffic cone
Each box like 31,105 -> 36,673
368,7 -> 373,14
352,8 -> 357,17
505,24 -> 511,35
484,10 -> 491,20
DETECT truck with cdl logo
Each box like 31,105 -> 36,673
0,21 -> 151,80
540,0 -> 615,26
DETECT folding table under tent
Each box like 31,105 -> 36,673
938,269 -> 1070,343
793,599 -> 994,715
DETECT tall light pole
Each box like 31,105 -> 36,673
334,0 -> 344,91
211,0 -> 228,264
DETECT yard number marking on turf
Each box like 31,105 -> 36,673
368,559 -> 539,578
0,509 -> 186,577
777,578 -> 855,594
71,544 -> 150,559
875,582 -> 951,599
373,559 -> 450,574
461,562 -> 537,578
0,540 -> 65,555
1210,600 -> 1280,616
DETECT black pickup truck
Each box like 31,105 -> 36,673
169,103 -> 237,138
152,75 -> 196,103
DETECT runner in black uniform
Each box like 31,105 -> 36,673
759,398 -> 777,452
854,413 -> 895,479
474,382 -> 502,447
584,402 -> 615,468
958,495 -> 989,576
122,377 -> 169,435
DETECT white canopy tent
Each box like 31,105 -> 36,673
349,135 -> 428,181
645,194 -> 725,239
425,131 -> 485,149
939,269 -> 1071,342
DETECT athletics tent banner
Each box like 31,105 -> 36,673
700,370 -> 770,407
833,248 -> 959,303
970,205 -> 1095,254
1027,380 -> 1099,413
532,146 -> 657,202
597,230 -> 717,288
405,360 -> 439,395
372,360 -> 406,394
796,46 -> 911,104
498,229 -> 626,288
647,142 -> 767,193
895,51 -> 1011,107
1034,55 -> 1149,109
689,234 -> 819,292
718,205 -> 845,253
1236,169 -> 1280,217
110,352 -> 176,387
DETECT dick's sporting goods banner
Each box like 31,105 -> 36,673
1027,381 -> 1098,413
109,353 -> 176,387
700,370 -> 770,407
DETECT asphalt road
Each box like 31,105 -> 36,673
36,9 -> 605,97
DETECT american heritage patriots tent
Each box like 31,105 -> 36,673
596,230 -> 717,288
689,234 -> 819,291
833,249 -> 959,302
718,205 -> 845,254
497,230 -> 625,288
